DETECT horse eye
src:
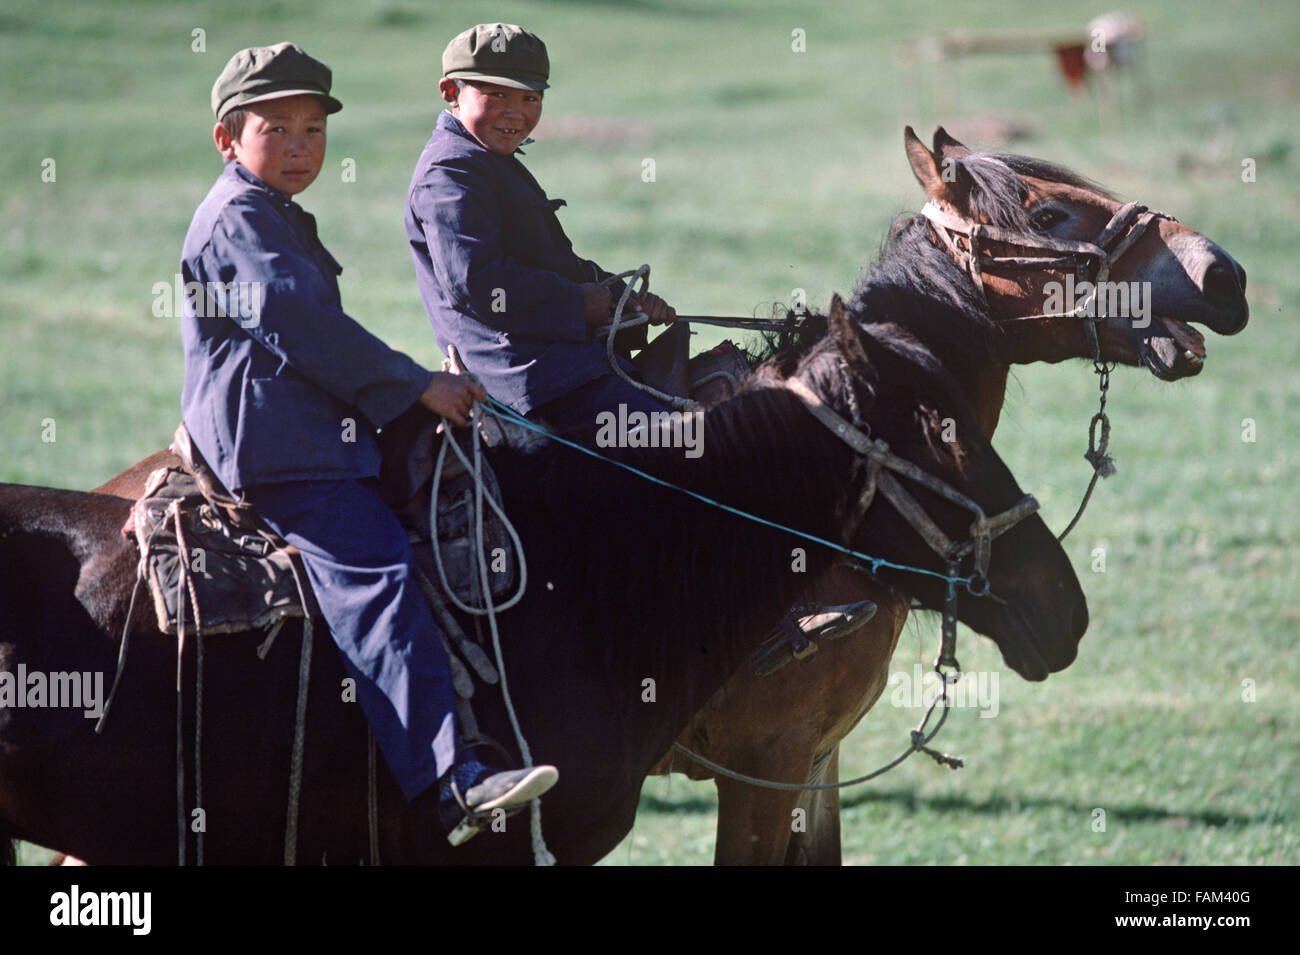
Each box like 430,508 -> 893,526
1030,207 -> 1066,230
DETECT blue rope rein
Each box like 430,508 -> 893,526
479,395 -> 974,588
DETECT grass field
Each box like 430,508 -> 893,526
1,0 -> 1296,866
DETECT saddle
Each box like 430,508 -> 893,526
126,425 -> 311,637
124,416 -> 524,632
629,323 -> 753,407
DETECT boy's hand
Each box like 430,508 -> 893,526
419,372 -> 486,426
581,283 -> 613,326
581,284 -> 677,327
632,292 -> 677,326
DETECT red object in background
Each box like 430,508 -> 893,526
1054,43 -> 1088,89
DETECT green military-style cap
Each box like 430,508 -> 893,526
211,41 -> 343,121
442,23 -> 549,91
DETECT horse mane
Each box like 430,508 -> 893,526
746,218 -> 998,373
953,152 -> 1116,229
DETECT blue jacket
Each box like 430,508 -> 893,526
181,161 -> 432,492
405,111 -> 638,415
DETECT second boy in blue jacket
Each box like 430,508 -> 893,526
406,23 -> 680,439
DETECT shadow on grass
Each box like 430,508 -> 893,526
638,792 -> 721,814
640,786 -> 1280,830
843,788 -> 1279,829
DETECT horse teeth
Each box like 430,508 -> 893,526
1184,350 -> 1204,365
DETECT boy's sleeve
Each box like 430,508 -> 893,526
577,257 -> 628,299
412,162 -> 589,343
200,197 -> 432,428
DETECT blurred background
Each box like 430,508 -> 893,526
1,0 -> 1295,864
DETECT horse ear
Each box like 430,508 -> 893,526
904,125 -> 966,207
828,292 -> 869,374
932,125 -> 970,160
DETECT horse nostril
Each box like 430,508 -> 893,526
1204,258 -> 1246,308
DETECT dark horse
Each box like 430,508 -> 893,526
0,300 -> 1086,865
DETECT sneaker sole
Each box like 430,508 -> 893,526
469,765 -> 559,815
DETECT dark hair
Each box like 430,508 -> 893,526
450,78 -> 542,100
219,107 -> 247,142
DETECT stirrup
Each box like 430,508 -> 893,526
753,600 -> 878,677
445,765 -> 559,846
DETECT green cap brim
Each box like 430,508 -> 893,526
218,88 -> 343,120
445,70 -> 548,92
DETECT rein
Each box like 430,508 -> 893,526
919,199 -> 1172,540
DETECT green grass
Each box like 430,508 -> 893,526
2,0 -> 1296,865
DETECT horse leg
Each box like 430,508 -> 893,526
0,822 -> 13,866
784,746 -> 842,865
711,728 -> 823,865
714,774 -> 806,866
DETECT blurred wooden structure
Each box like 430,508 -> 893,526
893,11 -> 1149,136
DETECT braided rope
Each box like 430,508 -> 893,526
436,406 -> 554,866
600,264 -> 697,412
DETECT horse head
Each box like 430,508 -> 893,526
770,294 -> 1086,681
904,125 -> 1248,380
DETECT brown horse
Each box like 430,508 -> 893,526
0,302 -> 1086,865
647,127 -> 1248,865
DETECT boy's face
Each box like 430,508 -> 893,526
441,79 -> 542,156
214,94 -> 327,196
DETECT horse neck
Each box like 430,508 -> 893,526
967,363 -> 1010,438
501,387 -> 856,735
853,278 -> 1010,441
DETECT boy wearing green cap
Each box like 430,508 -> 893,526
406,24 -> 878,681
406,23 -> 684,440
183,41 -> 556,843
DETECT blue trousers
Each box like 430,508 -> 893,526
242,478 -> 457,801
529,373 -> 672,447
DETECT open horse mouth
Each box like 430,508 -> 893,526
1140,316 -> 1207,380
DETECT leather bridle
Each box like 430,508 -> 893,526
784,374 -> 1039,600
920,199 -> 1173,362
920,197 -> 1176,540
